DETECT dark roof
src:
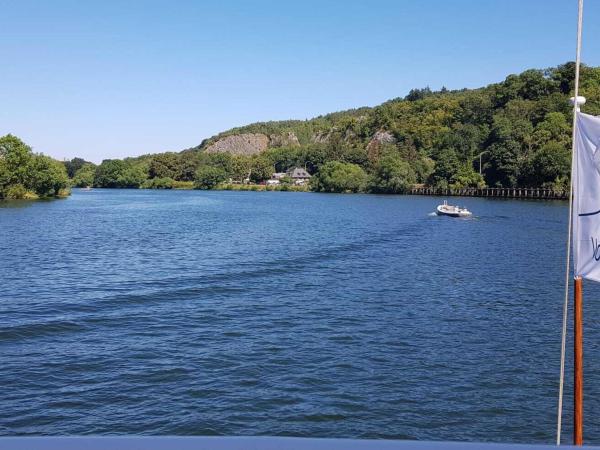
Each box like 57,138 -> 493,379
287,167 -> 311,178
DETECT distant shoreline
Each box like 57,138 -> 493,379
410,186 -> 567,200
70,185 -> 568,200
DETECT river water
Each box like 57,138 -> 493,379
0,189 -> 597,443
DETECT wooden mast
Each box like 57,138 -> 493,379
574,276 -> 583,445
571,2 -> 584,443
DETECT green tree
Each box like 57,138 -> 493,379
4,184 -> 29,199
532,112 -> 570,150
369,155 -> 416,193
0,157 -> 8,196
521,142 -> 570,187
117,165 -> 146,188
29,155 -> 70,197
300,144 -> 328,174
249,156 -> 273,183
0,135 -> 68,199
263,147 -> 300,172
94,160 -> 127,188
199,153 -> 233,174
148,153 -> 181,179
72,164 -> 96,187
311,161 -> 367,193
486,141 -> 521,187
429,148 -> 460,188
63,157 -> 90,178
178,153 -> 199,181
0,134 -> 33,188
194,166 -> 227,189
230,156 -> 251,182
450,165 -> 485,189
94,159 -> 145,188
142,177 -> 174,189
412,157 -> 435,183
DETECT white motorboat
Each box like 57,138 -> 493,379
436,200 -> 472,217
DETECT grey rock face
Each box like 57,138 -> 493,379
367,130 -> 397,162
205,133 -> 270,156
269,132 -> 300,147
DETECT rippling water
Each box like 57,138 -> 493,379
0,189 -> 597,443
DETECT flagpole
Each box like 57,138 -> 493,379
557,0 -> 584,445
574,276 -> 583,445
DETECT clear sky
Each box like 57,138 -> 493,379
2,0 -> 600,163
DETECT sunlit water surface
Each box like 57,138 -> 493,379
0,189 -> 595,443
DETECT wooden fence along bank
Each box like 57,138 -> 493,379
409,187 -> 568,200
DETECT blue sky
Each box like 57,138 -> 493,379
2,0 -> 600,162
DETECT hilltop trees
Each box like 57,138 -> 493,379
85,63 -> 600,192
19,63 -> 600,195
179,62 -> 594,191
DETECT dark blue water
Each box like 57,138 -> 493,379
0,189 -> 597,443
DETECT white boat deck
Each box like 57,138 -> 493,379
0,437 -> 594,450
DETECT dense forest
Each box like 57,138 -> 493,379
3,62 -> 599,199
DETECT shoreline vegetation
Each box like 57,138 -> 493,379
0,135 -> 70,200
74,183 -> 311,192
2,62 -> 598,201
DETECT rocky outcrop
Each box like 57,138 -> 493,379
204,133 -> 270,156
203,131 -> 302,155
311,130 -> 333,144
269,131 -> 300,148
368,130 -> 396,148
367,130 -> 396,163
310,128 -> 358,145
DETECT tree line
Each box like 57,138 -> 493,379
72,62 -> 593,194
183,62 -> 595,193
5,62 -> 598,198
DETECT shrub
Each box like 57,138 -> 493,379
5,184 -> 31,199
194,166 -> 227,189
369,155 -> 417,194
311,161 -> 367,193
142,177 -> 174,189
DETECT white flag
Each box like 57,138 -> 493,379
573,112 -> 600,281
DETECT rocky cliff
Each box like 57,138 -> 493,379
204,133 -> 270,156
203,131 -> 300,156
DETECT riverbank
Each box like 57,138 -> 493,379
0,188 -> 71,201
218,183 -> 309,192
70,184 -> 568,199
169,184 -> 565,198
110,182 -> 310,192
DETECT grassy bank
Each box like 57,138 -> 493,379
106,181 -> 309,192
218,183 -> 309,192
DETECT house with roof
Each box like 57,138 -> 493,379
287,167 -> 311,185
